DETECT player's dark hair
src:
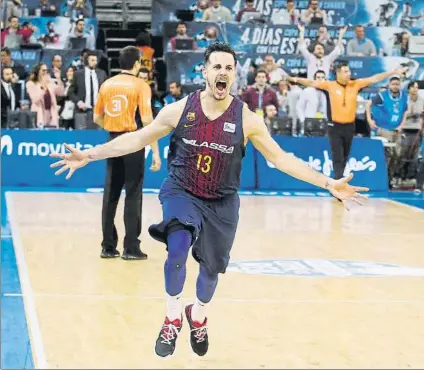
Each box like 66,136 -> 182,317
204,42 -> 237,66
119,46 -> 141,70
389,76 -> 401,83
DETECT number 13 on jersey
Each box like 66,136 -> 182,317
197,154 -> 212,173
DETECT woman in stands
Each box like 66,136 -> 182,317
26,62 -> 64,128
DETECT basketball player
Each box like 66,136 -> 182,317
50,43 -> 369,358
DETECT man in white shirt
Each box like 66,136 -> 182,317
298,24 -> 347,80
202,0 -> 232,22
296,70 -> 327,125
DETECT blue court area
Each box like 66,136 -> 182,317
1,191 -> 33,369
1,187 -> 422,369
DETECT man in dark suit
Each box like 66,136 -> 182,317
1,47 -> 27,81
68,52 -> 107,115
1,66 -> 21,127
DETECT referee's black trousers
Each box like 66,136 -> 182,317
101,132 -> 145,254
327,122 -> 355,180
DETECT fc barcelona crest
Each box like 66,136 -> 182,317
186,112 -> 196,121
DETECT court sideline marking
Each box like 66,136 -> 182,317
5,192 -> 47,369
384,198 -> 424,212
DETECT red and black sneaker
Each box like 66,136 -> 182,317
154,316 -> 183,358
185,304 -> 209,356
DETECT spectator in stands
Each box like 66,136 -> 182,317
5,0 -> 22,20
37,0 -> 56,14
69,0 -> 92,18
66,18 -> 96,50
260,54 -> 288,85
26,63 -> 64,127
168,22 -> 198,52
242,70 -> 279,115
276,80 -> 289,116
68,52 -> 107,115
59,66 -> 76,129
298,24 -> 346,80
51,55 -> 63,82
308,26 -> 336,55
300,0 -> 327,25
1,47 -> 27,81
271,0 -> 300,25
400,81 -> 424,180
163,81 -> 185,106
346,25 -> 377,56
138,68 -> 162,117
366,76 -> 408,137
263,104 -> 278,132
392,32 -> 410,57
202,0 -> 232,22
236,0 -> 256,22
1,66 -> 21,128
366,76 -> 408,182
231,60 -> 247,96
287,78 -> 303,134
296,70 -> 328,126
1,16 -> 34,48
71,48 -> 90,70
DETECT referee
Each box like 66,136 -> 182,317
286,62 -> 408,180
93,46 -> 161,260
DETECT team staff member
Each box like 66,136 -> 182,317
94,46 -> 161,260
286,62 -> 408,180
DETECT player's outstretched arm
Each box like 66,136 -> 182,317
243,106 -> 368,210
50,98 -> 187,180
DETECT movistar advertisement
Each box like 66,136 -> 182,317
0,130 -> 255,189
256,136 -> 388,192
1,130 -> 387,192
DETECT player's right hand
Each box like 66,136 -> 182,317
50,144 -> 90,180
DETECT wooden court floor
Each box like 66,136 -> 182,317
6,191 -> 424,369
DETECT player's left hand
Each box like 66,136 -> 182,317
327,173 -> 369,211
150,153 -> 161,172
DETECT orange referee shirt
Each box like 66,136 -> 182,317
94,73 -> 152,132
314,78 -> 373,124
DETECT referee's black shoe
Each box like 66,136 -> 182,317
121,249 -> 148,260
100,249 -> 120,258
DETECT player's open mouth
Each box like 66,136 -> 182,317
216,80 -> 227,92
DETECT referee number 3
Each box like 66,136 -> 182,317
196,154 -> 212,173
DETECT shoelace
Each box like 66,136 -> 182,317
192,325 -> 207,343
160,323 -> 179,345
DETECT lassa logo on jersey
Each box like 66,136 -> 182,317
182,138 -> 234,154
